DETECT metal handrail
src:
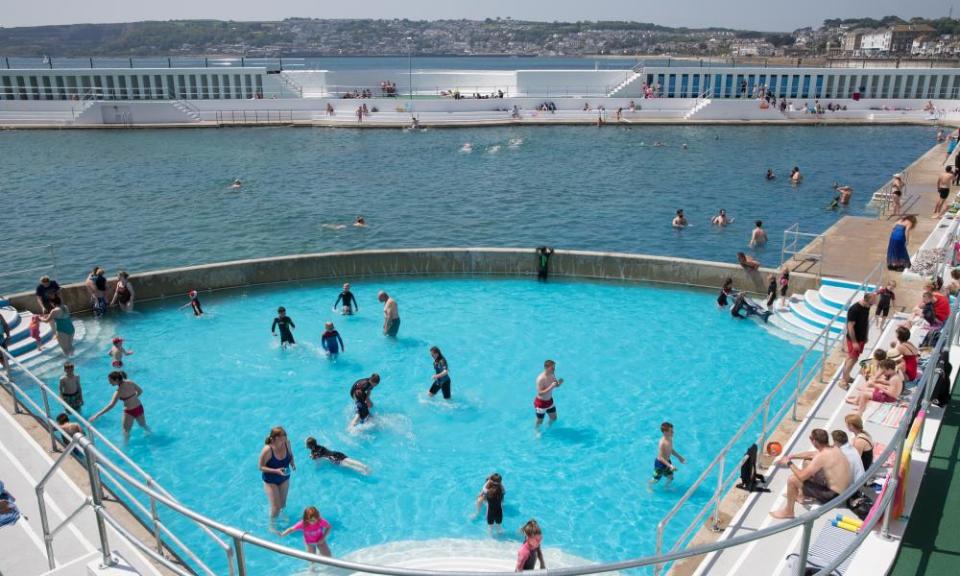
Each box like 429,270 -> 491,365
0,347 -> 231,575
0,270 -> 947,576
781,223 -> 826,278
654,261 -> 882,573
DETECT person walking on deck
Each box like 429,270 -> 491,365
935,166 -> 954,218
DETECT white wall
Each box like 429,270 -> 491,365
516,70 -> 630,96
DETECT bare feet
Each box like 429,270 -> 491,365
769,508 -> 795,519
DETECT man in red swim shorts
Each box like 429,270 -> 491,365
841,293 -> 874,389
534,359 -> 563,430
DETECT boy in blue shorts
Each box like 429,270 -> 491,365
649,422 -> 685,489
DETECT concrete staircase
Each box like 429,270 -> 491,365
767,278 -> 871,342
606,72 -> 643,97
683,98 -> 712,120
171,100 -> 201,122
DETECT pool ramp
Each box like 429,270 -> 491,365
1,298 -> 103,377
767,278 -> 874,343
0,399 -> 160,576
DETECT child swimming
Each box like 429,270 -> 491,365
108,337 -> 133,368
648,422 -> 685,489
281,506 -> 332,557
305,437 -> 370,474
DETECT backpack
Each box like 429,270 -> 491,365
736,444 -> 770,493
846,490 -> 874,521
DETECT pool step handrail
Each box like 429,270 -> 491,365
0,347 -> 232,576
3,261 -> 953,576
780,223 -> 826,279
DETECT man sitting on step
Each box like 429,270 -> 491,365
769,428 -> 852,519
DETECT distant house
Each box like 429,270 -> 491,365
861,24 -> 936,55
840,28 -> 872,53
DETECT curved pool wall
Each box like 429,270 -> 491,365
6,248 -> 819,314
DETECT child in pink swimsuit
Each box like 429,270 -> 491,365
281,506 -> 332,557
29,315 -> 43,351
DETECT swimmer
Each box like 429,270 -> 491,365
321,322 -> 344,356
681,143 -> 688,150
353,216 -> 367,227
305,437 -> 370,474
321,223 -> 348,230
508,137 -> 524,148
534,359 -> 562,430
409,116 -> 420,130
653,141 -> 666,147
711,209 -> 732,226
790,166 -> 802,184
350,373 -> 381,427
271,307 -> 296,348
472,473 -> 505,534
178,290 -> 203,316
672,209 -> 688,228
750,220 -> 768,247
281,506 -> 331,557
428,346 -> 451,399
460,143 -> 473,153
766,169 -> 776,180
487,144 -> 501,154
835,183 -> 853,205
230,179 -> 242,189
108,337 -> 133,368
333,283 -> 359,315
717,278 -> 736,307
648,422 -> 685,489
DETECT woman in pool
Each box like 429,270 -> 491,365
886,214 -> 917,271
281,505 -> 332,557
305,437 -> 370,474
41,296 -> 75,356
89,371 -> 149,439
110,271 -> 135,312
260,426 -> 295,518
428,346 -> 452,399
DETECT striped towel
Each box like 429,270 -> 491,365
785,523 -> 857,575
866,403 -> 908,428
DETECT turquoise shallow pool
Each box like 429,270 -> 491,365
50,277 -> 807,573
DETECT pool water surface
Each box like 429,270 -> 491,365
48,276 -> 810,574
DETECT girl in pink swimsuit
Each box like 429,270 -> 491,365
281,506 -> 332,557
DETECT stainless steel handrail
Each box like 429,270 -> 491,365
0,276 -> 947,576
0,347 -> 231,575
654,261 -> 882,573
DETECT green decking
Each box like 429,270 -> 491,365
890,382 -> 960,576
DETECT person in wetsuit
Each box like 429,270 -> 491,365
321,322 -> 344,356
350,373 -> 381,427
305,436 -> 370,474
536,247 -> 555,281
271,307 -> 296,348
333,283 -> 359,315
428,346 -> 452,399
717,278 -> 736,307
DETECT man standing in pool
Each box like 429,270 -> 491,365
378,291 -> 400,337
534,360 -> 563,429
333,283 -> 359,315
271,307 -> 296,348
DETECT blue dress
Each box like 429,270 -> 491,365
887,224 -> 911,271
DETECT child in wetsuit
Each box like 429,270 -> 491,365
333,283 -> 358,315
321,322 -> 344,356
271,307 -> 296,348
874,281 -> 896,328
179,290 -> 203,316
474,473 -> 505,534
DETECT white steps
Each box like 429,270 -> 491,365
764,278 -> 873,343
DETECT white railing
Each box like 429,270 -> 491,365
2,267 -> 953,576
781,223 -> 826,279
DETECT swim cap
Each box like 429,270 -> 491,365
112,337 -> 123,344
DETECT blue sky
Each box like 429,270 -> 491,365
2,0 -> 955,32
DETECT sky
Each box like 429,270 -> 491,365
0,0 -> 955,32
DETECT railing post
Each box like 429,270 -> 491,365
39,386 -> 57,452
792,352 -> 806,421
795,520 -> 814,576
82,441 -> 114,568
819,325 -> 830,381
35,482 -> 57,570
233,535 -> 248,576
759,399 -> 770,449
148,486 -> 164,555
711,457 -> 725,531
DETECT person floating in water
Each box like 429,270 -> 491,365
648,421 -> 685,490
378,291 -> 400,337
731,292 -> 772,322
179,290 -> 203,316
305,437 -> 370,474
321,322 -> 344,356
534,359 -> 562,430
766,169 -> 776,180
672,209 -> 688,228
108,337 -> 133,368
536,246 -> 555,281
271,307 -> 296,348
333,283 -> 358,315
353,216 -> 367,227
711,209 -> 732,226
230,179 -> 242,189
